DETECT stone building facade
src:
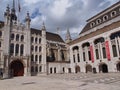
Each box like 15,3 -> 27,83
0,3 -> 70,77
69,1 -> 120,73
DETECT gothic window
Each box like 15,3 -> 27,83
31,37 -> 34,43
35,55 -> 38,62
11,33 -> 14,40
21,35 -> 24,42
102,47 -> 106,58
112,45 -> 117,57
35,46 -> 38,52
0,31 -> 2,38
10,43 -> 14,55
31,55 -> 34,62
16,34 -> 19,41
77,54 -> 80,62
39,66 -> 42,72
88,51 -> 91,61
39,38 -> 41,44
39,55 -> 41,63
31,45 -> 34,51
15,44 -> 19,55
20,44 -> 24,56
39,46 -> 41,52
35,37 -> 37,43
83,52 -> 86,61
95,49 -> 99,59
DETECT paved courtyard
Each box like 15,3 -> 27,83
0,73 -> 120,90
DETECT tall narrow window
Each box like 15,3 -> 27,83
21,35 -> 24,41
35,46 -> 38,52
10,43 -> 14,55
73,55 -> 75,63
95,49 -> 99,59
35,37 -> 37,43
15,44 -> 19,55
88,51 -> 91,61
16,34 -> 19,41
39,55 -> 41,63
35,55 -> 38,62
112,45 -> 117,57
77,54 -> 80,62
31,55 -> 34,62
11,34 -> 14,40
83,52 -> 86,61
102,47 -> 106,58
20,44 -> 24,56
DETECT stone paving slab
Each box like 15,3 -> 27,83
0,73 -> 120,90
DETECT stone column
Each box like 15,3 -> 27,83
79,45 -> 83,62
115,37 -> 119,57
85,47 -> 89,61
58,48 -> 61,61
99,43 -> 103,60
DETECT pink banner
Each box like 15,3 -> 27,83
105,41 -> 111,61
90,45 -> 94,63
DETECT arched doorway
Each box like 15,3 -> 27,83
116,62 -> 120,72
9,60 -> 24,76
75,65 -> 80,73
99,63 -> 108,73
86,64 -> 92,73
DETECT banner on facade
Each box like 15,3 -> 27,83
90,45 -> 94,63
105,41 -> 111,61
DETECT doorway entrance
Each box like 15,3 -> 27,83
116,62 -> 120,72
75,65 -> 80,73
10,60 -> 24,76
99,63 -> 108,73
86,64 -> 92,73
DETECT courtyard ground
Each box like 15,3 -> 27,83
0,73 -> 120,90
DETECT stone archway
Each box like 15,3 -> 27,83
75,65 -> 80,73
9,60 -> 24,76
116,62 -> 120,72
86,64 -> 92,73
99,63 -> 108,73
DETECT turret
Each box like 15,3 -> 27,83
25,11 -> 31,29
4,4 -> 10,25
65,28 -> 72,43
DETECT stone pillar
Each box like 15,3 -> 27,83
79,45 -> 83,62
115,37 -> 119,57
58,48 -> 61,61
99,43 -> 103,60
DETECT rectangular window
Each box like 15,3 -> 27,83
83,52 -> 86,61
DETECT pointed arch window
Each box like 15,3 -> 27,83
15,44 -> 19,55
16,34 -> 19,41
21,35 -> 24,42
20,44 -> 24,56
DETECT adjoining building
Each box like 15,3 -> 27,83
0,1 -> 70,78
69,1 -> 120,73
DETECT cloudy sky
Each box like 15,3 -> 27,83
0,0 -> 119,40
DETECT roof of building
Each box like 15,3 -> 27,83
31,28 -> 64,43
79,1 -> 120,35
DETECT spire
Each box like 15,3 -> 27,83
10,0 -> 17,21
25,11 -> 31,22
65,28 -> 72,43
42,22 -> 46,31
4,4 -> 10,17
